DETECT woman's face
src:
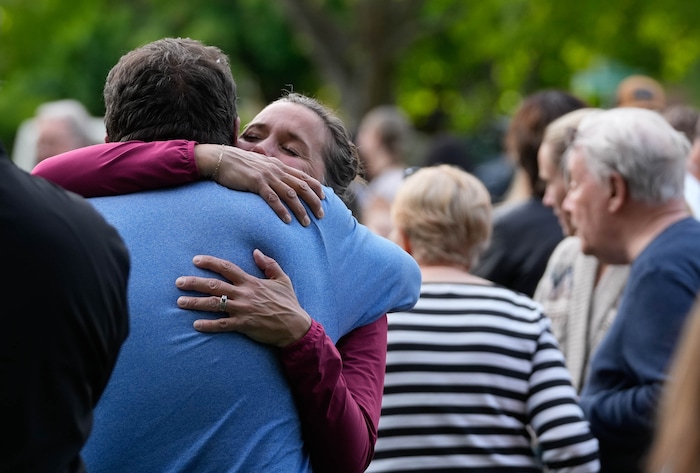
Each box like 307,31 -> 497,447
238,102 -> 327,181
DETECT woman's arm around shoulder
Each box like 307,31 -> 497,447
32,140 -> 325,225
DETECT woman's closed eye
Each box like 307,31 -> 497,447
240,132 -> 260,142
282,145 -> 301,157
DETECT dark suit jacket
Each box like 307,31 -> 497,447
473,197 -> 563,297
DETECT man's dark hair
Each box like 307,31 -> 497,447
104,37 -> 237,145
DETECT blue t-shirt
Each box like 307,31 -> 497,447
580,217 -> 700,473
82,182 -> 421,473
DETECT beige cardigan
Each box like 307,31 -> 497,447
534,236 -> 630,392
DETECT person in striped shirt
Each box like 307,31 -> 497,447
367,164 -> 600,472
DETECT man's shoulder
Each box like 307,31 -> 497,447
646,217 -> 700,255
631,218 -> 700,284
91,181 -> 270,210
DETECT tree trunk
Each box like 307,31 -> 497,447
278,0 -> 426,130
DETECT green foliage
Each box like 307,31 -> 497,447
0,0 -> 314,154
395,0 -> 700,135
1,0 -> 699,159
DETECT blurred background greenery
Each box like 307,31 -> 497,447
1,0 -> 700,162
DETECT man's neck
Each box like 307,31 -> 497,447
623,199 -> 691,262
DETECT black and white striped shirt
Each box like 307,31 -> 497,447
368,283 -> 600,473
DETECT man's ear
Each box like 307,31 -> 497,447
608,172 -> 627,212
104,134 -> 110,143
232,117 -> 240,146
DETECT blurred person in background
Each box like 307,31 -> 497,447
533,107 -> 630,392
661,104 -> 699,143
687,116 -> 700,218
422,132 -> 475,173
661,103 -> 700,218
367,164 -> 599,472
12,99 -> 103,171
421,127 -> 514,205
353,105 -> 414,237
615,75 -> 667,111
471,89 -> 587,297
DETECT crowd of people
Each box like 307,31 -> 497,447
5,35 -> 700,473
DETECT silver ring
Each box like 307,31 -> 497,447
219,294 -> 228,312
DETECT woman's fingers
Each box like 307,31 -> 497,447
174,256 -> 241,313
176,293 -> 222,313
175,251 -> 310,345
270,170 -> 326,225
283,171 -> 325,220
253,249 -> 290,282
213,146 -> 325,226
188,255 -> 249,285
192,317 -> 242,333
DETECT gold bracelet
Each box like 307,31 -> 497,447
211,144 -> 224,180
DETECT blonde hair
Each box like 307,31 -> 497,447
391,164 -> 492,269
647,298 -> 700,473
541,108 -> 602,172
